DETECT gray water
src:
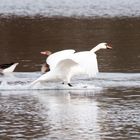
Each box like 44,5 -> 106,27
0,88 -> 140,140
0,1 -> 140,139
0,0 -> 140,18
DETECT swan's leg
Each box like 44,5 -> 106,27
67,75 -> 73,87
68,83 -> 73,87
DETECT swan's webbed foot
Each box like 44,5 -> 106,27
68,83 -> 73,87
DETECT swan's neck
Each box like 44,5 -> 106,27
90,45 -> 101,53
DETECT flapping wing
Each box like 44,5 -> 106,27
30,59 -> 78,86
47,49 -> 75,70
71,51 -> 99,77
55,59 -> 78,73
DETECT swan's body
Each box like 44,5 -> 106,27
0,63 -> 19,74
31,43 -> 112,86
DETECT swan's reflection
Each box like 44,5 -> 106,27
0,89 -> 102,139
36,90 -> 101,139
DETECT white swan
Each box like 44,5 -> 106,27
0,62 -> 19,74
31,43 -> 112,86
40,50 -> 75,73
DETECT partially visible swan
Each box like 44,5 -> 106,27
40,50 -> 52,73
41,63 -> 50,73
0,62 -> 19,74
40,50 -> 75,73
31,43 -> 112,86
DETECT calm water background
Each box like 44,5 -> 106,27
0,17 -> 140,72
0,0 -> 140,139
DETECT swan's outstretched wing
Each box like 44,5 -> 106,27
30,59 -> 78,86
71,52 -> 98,77
55,59 -> 78,73
47,49 -> 75,70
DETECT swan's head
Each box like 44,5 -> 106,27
91,43 -> 112,53
40,50 -> 52,56
97,43 -> 112,49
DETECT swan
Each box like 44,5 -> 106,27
0,62 -> 19,74
40,51 -> 52,73
41,63 -> 50,73
31,43 -> 112,87
40,50 -> 75,73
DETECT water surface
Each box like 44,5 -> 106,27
0,88 -> 140,140
0,5 -> 140,139
0,17 -> 140,72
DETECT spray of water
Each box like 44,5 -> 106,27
0,72 -> 139,91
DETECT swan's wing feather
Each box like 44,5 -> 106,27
55,59 -> 78,73
47,49 -> 75,70
0,63 -> 15,69
30,59 -> 78,86
72,52 -> 98,77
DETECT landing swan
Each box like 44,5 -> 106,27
31,43 -> 112,86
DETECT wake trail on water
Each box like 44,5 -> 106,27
0,72 -> 139,91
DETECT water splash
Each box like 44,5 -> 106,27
0,72 -> 139,91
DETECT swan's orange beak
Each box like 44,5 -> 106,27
107,45 -> 112,49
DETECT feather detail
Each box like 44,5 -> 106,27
47,49 -> 75,70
